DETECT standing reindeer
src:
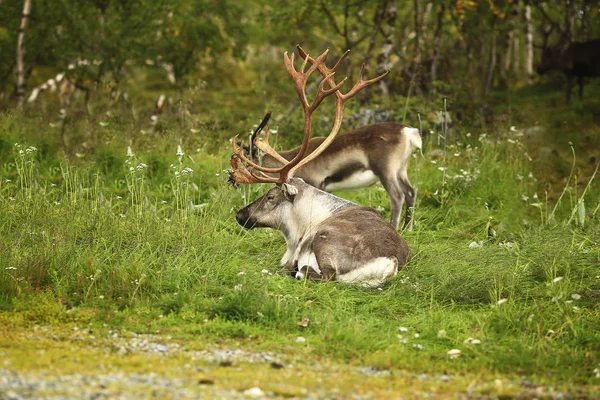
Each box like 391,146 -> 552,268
535,18 -> 600,103
246,113 -> 421,231
229,47 -> 410,287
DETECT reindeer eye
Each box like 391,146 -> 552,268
267,194 -> 275,201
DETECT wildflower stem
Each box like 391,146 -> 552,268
567,160 -> 599,225
549,145 -> 576,223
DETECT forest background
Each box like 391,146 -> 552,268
0,0 -> 599,398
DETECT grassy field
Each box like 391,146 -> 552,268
1,80 -> 599,397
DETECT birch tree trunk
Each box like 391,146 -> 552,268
16,0 -> 32,108
523,0 -> 534,84
430,3 -> 445,83
500,0 -> 520,86
362,2 -> 386,74
512,36 -> 520,76
410,0 -> 422,93
376,1 -> 397,98
564,0 -> 575,41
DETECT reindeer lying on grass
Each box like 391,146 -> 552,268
229,47 -> 410,287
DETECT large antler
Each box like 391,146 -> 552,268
229,46 -> 388,185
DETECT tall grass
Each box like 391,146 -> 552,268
0,105 -> 599,385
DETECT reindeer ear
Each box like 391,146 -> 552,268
281,183 -> 298,201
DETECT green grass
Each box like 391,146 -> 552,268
1,83 -> 599,395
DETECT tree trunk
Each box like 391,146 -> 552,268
512,36 -> 520,76
564,0 -> 575,41
483,16 -> 497,97
409,0 -> 422,95
347,4 -> 365,77
500,0 -> 519,87
362,2 -> 386,74
523,0 -> 533,84
16,0 -> 32,108
430,3 -> 445,83
412,0 -> 422,69
376,1 -> 397,98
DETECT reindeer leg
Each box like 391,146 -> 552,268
380,174 -> 405,231
398,171 -> 416,232
578,76 -> 584,100
566,75 -> 575,104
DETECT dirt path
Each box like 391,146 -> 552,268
1,324 -> 594,399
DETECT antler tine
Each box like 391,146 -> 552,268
340,65 -> 389,101
231,135 -> 289,175
228,155 -> 283,185
310,72 -> 347,113
254,122 -> 288,164
297,45 -> 349,76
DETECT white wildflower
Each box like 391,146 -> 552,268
176,145 -> 184,157
414,333 -> 420,338
468,241 -> 483,248
126,146 -> 134,157
295,336 -> 306,343
399,327 -> 409,332
413,344 -> 424,350
437,330 -> 447,338
571,293 -> 581,300
521,195 -> 529,201
497,298 -> 508,305
464,337 -> 481,345
237,271 -> 245,276
447,349 -> 461,359
234,284 -> 243,292
553,276 -> 563,283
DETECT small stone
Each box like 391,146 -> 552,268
243,387 -> 265,398
270,361 -> 284,369
156,344 -> 168,353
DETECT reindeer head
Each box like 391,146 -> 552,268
235,180 -> 299,230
